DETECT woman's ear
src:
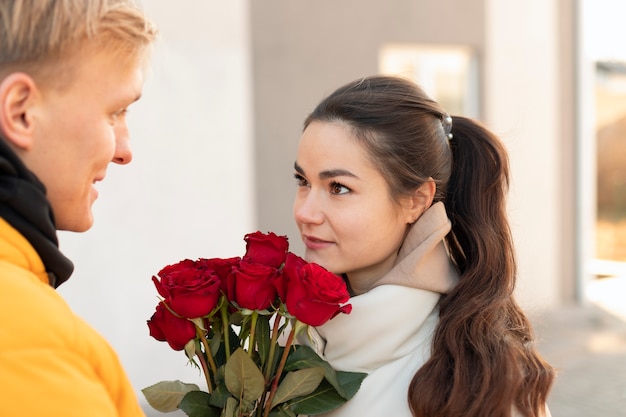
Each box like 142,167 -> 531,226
0,72 -> 38,150
405,179 -> 436,224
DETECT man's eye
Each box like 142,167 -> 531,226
112,109 -> 128,122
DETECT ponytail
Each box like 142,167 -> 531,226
302,75 -> 554,417
408,116 -> 554,417
445,116 -> 513,283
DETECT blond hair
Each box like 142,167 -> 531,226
0,0 -> 158,83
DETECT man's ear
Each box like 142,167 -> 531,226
0,72 -> 38,150
404,179 -> 436,224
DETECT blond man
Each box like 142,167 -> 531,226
0,1 -> 157,415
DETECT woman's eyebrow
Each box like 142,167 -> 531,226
294,161 -> 359,180
318,169 -> 358,180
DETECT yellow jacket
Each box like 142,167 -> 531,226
0,218 -> 145,416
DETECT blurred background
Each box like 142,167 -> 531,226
56,0 -> 626,415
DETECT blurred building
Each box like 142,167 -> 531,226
56,0 -> 590,413
250,0 -> 578,309
596,60 -> 626,262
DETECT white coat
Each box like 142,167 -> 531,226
300,203 -> 551,417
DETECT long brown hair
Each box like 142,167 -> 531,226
304,75 -> 554,417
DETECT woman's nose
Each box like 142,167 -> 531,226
293,191 -> 324,225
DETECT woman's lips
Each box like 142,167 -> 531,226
302,235 -> 333,250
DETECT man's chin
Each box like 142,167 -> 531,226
56,215 -> 94,233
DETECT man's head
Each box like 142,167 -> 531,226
0,0 -> 157,232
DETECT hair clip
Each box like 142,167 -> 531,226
442,114 -> 453,141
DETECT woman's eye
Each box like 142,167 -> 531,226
330,182 -> 350,195
294,173 -> 309,187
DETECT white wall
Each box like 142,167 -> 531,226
485,0 -> 561,310
57,1 -> 254,413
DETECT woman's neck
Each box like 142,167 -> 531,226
344,253 -> 398,296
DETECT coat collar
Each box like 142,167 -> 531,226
308,285 -> 440,372
375,201 -> 458,293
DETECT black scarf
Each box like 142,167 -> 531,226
0,137 -> 74,288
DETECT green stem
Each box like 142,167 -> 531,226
197,327 -> 218,386
263,314 -> 283,381
248,311 -> 259,357
263,321 -> 298,417
221,303 -> 231,361
256,315 -> 284,417
194,342 -> 213,394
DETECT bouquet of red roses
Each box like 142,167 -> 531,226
143,231 -> 366,417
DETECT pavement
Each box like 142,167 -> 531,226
534,276 -> 626,417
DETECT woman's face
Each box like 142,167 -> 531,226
293,121 -> 415,294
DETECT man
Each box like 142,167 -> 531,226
0,1 -> 157,415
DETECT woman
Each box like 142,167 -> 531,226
292,75 -> 554,417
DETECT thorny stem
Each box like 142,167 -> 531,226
248,311 -> 259,358
256,315 -> 284,417
197,327 -> 218,390
221,303 -> 231,361
195,343 -> 213,394
263,314 -> 283,381
262,321 -> 297,417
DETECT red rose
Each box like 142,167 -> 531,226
243,231 -> 289,268
147,302 -> 197,351
283,253 -> 352,326
227,261 -> 280,311
197,257 -> 241,294
278,252 -> 307,301
153,259 -> 221,319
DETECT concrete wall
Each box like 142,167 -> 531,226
251,0 -> 485,253
484,0 -> 573,309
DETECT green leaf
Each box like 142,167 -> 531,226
238,317 -> 251,346
141,380 -> 200,412
335,370 -> 368,400
178,391 -> 221,417
283,345 -> 323,371
225,348 -> 265,403
256,314 -> 271,366
284,345 -> 346,398
209,327 -> 223,357
271,367 -> 325,407
288,379 -> 347,415
222,397 -> 238,417
213,326 -> 239,367
229,310 -> 244,326
268,404 -> 297,417
208,382 -> 232,408
238,398 -> 257,415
